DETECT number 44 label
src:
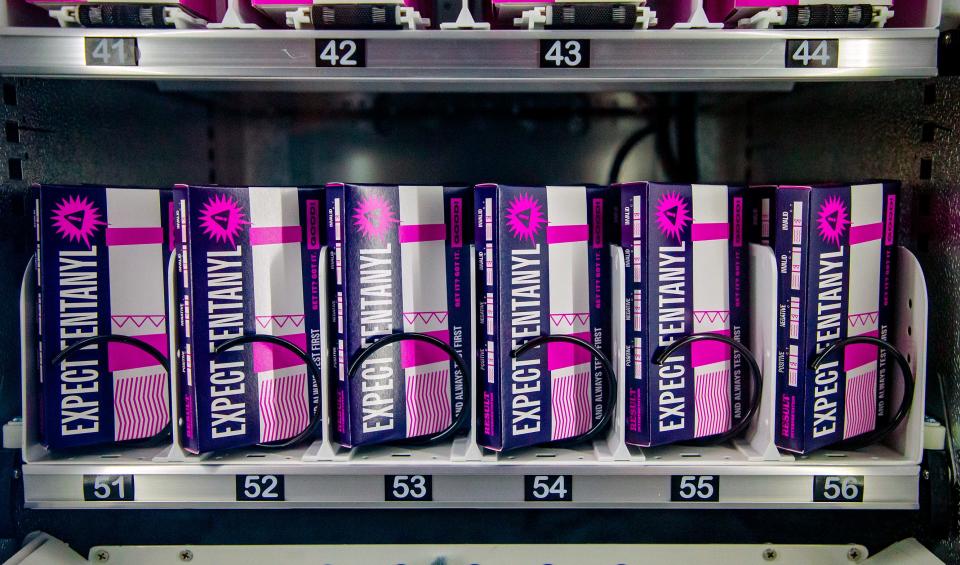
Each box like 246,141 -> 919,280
785,39 -> 839,68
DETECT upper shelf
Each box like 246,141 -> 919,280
0,27 -> 939,90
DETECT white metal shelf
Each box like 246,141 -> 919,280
0,28 -> 939,89
13,244 -> 931,509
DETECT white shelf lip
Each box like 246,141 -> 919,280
0,27 -> 938,84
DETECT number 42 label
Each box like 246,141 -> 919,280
316,39 -> 366,68
785,39 -> 839,68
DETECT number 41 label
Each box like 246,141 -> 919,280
785,39 -> 839,68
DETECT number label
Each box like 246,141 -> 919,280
85,38 -> 138,67
83,475 -> 134,502
524,475 -> 572,501
814,476 -> 863,502
785,39 -> 839,69
385,475 -> 432,501
539,40 -> 590,69
316,39 -> 366,68
236,475 -> 285,501
671,475 -> 719,502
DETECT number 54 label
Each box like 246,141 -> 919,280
785,39 -> 839,68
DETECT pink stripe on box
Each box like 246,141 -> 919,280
547,331 -> 592,371
250,226 -> 302,245
691,331 -> 733,368
849,222 -> 883,245
400,329 -> 451,369
885,195 -> 897,245
105,227 -> 164,246
405,369 -> 452,437
844,345 -> 880,374
694,368 -> 731,438
732,197 -> 743,247
550,371 -> 592,440
259,372 -> 310,443
399,224 -> 446,243
114,372 -> 169,441
546,224 -> 589,244
591,199 -> 604,249
107,333 -> 169,372
252,333 -> 308,373
843,370 -> 877,439
691,222 -> 730,242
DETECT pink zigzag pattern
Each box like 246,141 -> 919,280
550,313 -> 591,327
112,315 -> 166,328
255,315 -> 305,329
403,312 -> 449,325
848,312 -> 879,327
693,310 -> 730,324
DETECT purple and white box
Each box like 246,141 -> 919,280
615,182 -> 749,447
327,184 -> 470,448
35,184 -> 173,449
174,185 -> 324,454
476,184 -> 610,452
766,182 -> 899,453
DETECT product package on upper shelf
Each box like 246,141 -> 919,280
23,0 -> 224,28
476,184 -> 611,451
614,182 -> 751,447
174,185 -> 325,454
327,184 -> 471,448
35,184 -> 173,449
704,0 -> 894,28
252,0 -> 431,29
749,181 -> 900,454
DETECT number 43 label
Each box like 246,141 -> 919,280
785,39 -> 839,68
540,40 -> 589,68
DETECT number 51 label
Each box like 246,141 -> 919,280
83,474 -> 134,501
785,39 -> 839,68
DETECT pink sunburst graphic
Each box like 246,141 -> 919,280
353,193 -> 397,240
51,195 -> 106,247
505,193 -> 545,243
817,195 -> 850,247
655,192 -> 691,241
199,194 -> 249,246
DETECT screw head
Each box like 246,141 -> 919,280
848,547 -> 863,562
179,549 -> 193,562
763,548 -> 778,561
94,550 -> 110,562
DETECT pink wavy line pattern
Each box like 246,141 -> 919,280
549,313 -> 591,327
693,310 -> 731,324
848,312 -> 879,327
550,371 -> 592,441
259,372 -> 310,443
114,372 -> 168,441
844,370 -> 877,439
402,312 -> 449,325
111,315 -> 166,329
406,369 -> 451,437
694,369 -> 731,438
255,315 -> 306,329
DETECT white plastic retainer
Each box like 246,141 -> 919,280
48,4 -> 207,28
514,0 -> 656,30
286,1 -> 428,29
737,4 -> 893,28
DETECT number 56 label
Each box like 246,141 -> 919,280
814,475 -> 864,502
